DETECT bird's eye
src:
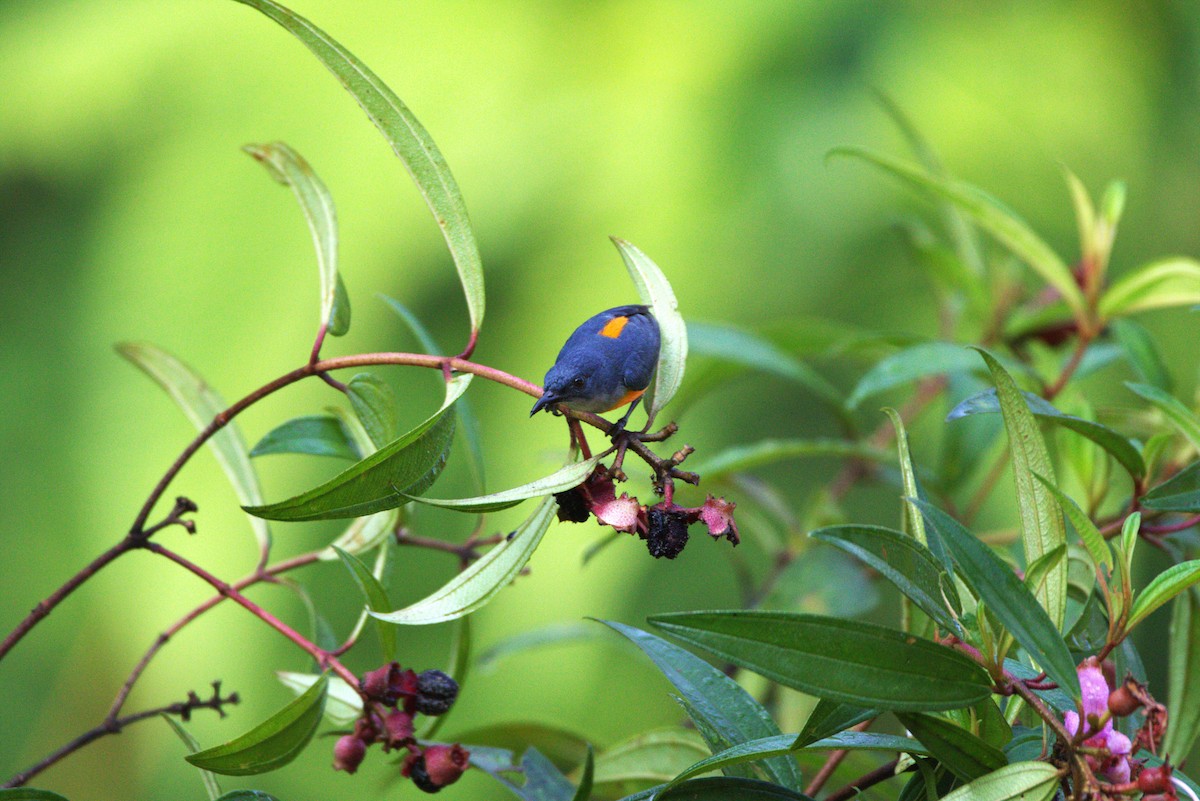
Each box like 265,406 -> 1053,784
572,377 -> 586,388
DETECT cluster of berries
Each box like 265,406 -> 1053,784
554,465 -> 739,559
333,662 -> 468,794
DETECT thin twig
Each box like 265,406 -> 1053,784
823,758 -> 902,801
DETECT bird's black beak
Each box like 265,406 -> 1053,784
530,391 -> 557,416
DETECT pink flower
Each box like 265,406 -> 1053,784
1062,659 -> 1132,783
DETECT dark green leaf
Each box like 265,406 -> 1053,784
810,525 -> 961,634
1126,382 -> 1200,450
186,674 -> 328,775
1127,560 -> 1200,630
1032,473 -> 1113,573
346,373 -> 399,448
0,790 -> 72,800
911,501 -> 1080,699
244,375 -> 468,521
793,699 -> 875,748
332,546 -> 395,660
600,620 -> 803,791
1142,459 -> 1200,512
937,762 -> 1060,801
233,0 -> 484,332
250,414 -> 361,460
618,777 -> 815,801
571,746 -> 594,801
162,714 -> 222,799
847,342 -> 982,409
649,611 -> 992,711
895,713 -> 1006,781
1164,589 -> 1200,759
973,350 -> 1068,624
1112,319 -> 1173,392
947,386 -> 1144,481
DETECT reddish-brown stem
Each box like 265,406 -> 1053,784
1044,331 -> 1094,401
1142,513 -> 1200,534
804,719 -> 874,796
823,758 -> 902,801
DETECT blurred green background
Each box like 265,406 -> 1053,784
4,1 -> 1200,798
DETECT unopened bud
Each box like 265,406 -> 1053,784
332,735 -> 366,773
423,744 -> 469,788
1108,685 -> 1142,717
1139,765 -> 1174,794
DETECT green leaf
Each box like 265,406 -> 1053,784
234,0 -> 484,333
1031,474 -> 1113,573
809,525 -> 961,634
1165,590 -> 1200,765
911,501 -> 1080,699
319,506 -> 398,558
162,714 -> 223,800
1100,258 -> 1200,319
847,342 -> 983,409
649,611 -> 992,711
0,792 -> 72,801
186,674 -> 328,775
793,699 -> 875,748
692,439 -> 892,481
572,746 -> 594,801
1127,560 -> 1200,630
600,620 -> 803,791
243,141 -> 346,336
1142,459 -> 1200,512
611,237 -> 687,419
831,147 -> 1084,321
628,777 -> 815,800
458,722 -> 590,772
895,713 -> 1006,781
1126,382 -> 1200,451
276,671 -> 362,726
346,373 -> 399,448
937,762 -> 1060,801
590,729 -> 712,798
884,408 -> 929,548
372,495 -> 557,625
1112,319 -> 1173,392
245,374 -> 469,520
974,350 -> 1068,625
405,457 -> 600,513
947,387 -> 1145,480
117,342 -> 271,553
332,545 -> 395,660
250,414 -> 361,460
1063,168 -> 1097,267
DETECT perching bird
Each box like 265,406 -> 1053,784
530,305 -> 661,433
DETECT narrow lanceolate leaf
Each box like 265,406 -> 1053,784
1164,590 -> 1200,759
1032,474 -> 1113,574
793,699 -> 876,748
162,714 -> 222,800
939,762 -> 1060,801
911,501 -> 1080,699
276,671 -> 362,726
810,525 -> 960,634
975,350 -> 1067,626
846,342 -> 983,409
243,142 -> 346,336
372,496 -> 556,625
600,621 -> 803,792
406,457 -> 600,513
692,439 -> 892,481
612,237 -> 686,418
947,387 -> 1144,480
250,414 -> 361,460
1143,460 -> 1200,512
884,409 -> 929,547
830,147 -> 1085,321
571,746 -> 594,801
1126,382 -> 1200,451
1099,258 -> 1200,319
649,611 -> 992,711
187,674 -> 328,775
662,732 -> 926,793
895,713 -> 1006,781
333,546 -> 396,660
1127,560 -> 1200,630
118,342 -> 271,553
346,373 -> 399,448
244,374 -> 469,520
234,0 -> 484,333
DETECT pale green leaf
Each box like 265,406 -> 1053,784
1100,258 -> 1200,319
405,457 -> 599,513
275,671 -> 362,727
1127,560 -> 1200,630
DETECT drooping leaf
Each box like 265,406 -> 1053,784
793,699 -> 876,748
405,457 -> 599,513
693,439 -> 892,482
947,387 -> 1145,480
244,374 -> 469,520
1127,560 -> 1200,630
332,546 -> 395,660
938,762 -> 1059,801
1112,319 -> 1173,392
974,350 -> 1068,625
1099,258 -> 1200,319
1165,591 -> 1200,768
276,671 -> 362,726
590,729 -> 712,798
243,141 -> 346,336
161,714 -> 222,800
600,621 -> 803,791
911,501 -> 1080,699
250,414 -> 361,460
831,147 -> 1084,321
649,611 -> 992,711
346,373 -> 399,448
895,713 -> 1006,781
1142,459 -> 1200,512
611,237 -> 686,420
233,0 -> 484,334
1126,382 -> 1200,451
117,342 -> 271,553
186,674 -> 328,775
809,525 -> 961,634
372,496 -> 556,625
1031,474 -> 1113,573
847,342 -> 983,409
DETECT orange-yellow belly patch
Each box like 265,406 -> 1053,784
603,388 -> 644,412
599,315 -> 630,339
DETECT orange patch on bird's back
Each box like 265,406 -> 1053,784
599,315 -> 630,338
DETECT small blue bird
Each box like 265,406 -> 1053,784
531,305 -> 661,433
